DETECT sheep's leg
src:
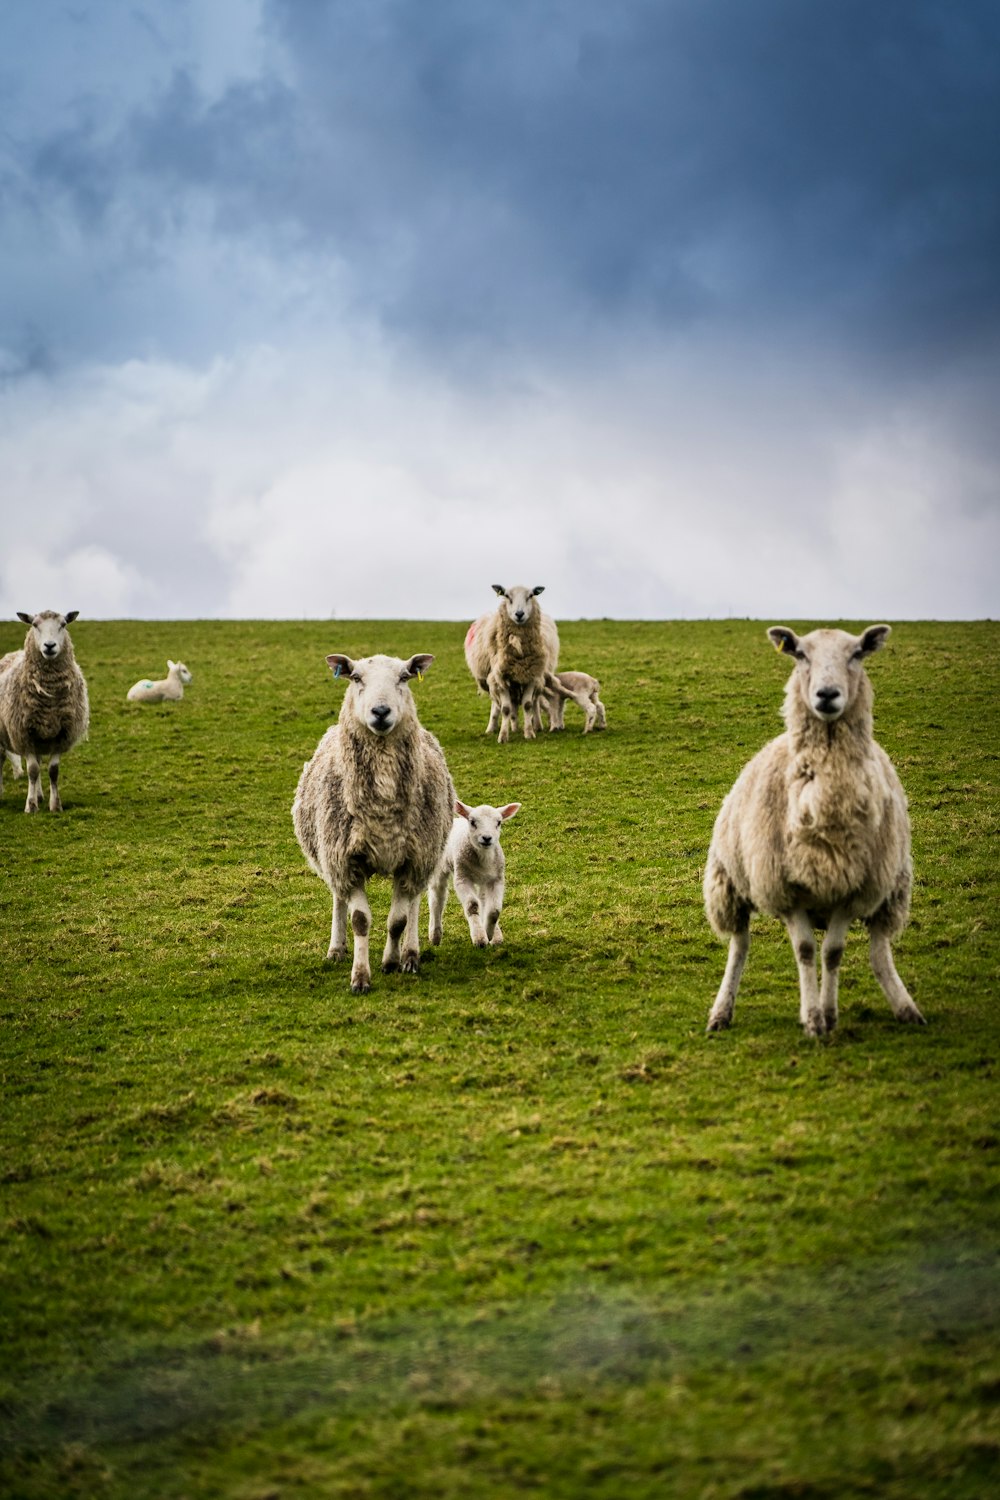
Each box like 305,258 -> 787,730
454,875 -> 488,947
593,696 -> 607,730
483,880 -> 505,945
48,755 -> 62,813
327,893 -> 348,961
401,892 -> 422,973
383,881 -> 422,974
706,925 -> 750,1031
347,886 -> 373,992
582,697 -> 597,733
24,754 -> 42,813
521,685 -> 538,740
427,869 -> 449,945
547,694 -> 564,731
869,924 -> 925,1025
485,698 -> 500,735
819,909 -> 852,1031
785,910 -> 825,1036
489,671 -> 516,744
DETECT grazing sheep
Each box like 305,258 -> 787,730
292,652 -> 455,993
428,799 -> 521,948
0,611 -> 90,813
464,585 -> 560,742
127,660 -> 193,703
704,624 -> 924,1037
542,670 -> 607,733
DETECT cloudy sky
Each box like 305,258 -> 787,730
2,0 -> 998,621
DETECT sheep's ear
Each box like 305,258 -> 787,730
858,624 -> 891,656
531,586 -> 545,596
455,800 -> 472,819
492,584 -> 507,597
403,654 -> 434,680
16,612 -> 32,625
64,611 -> 79,624
167,659 -> 176,670
767,627 -> 799,656
326,654 -> 355,680
500,803 -> 521,820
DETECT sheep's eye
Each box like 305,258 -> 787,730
470,819 -> 478,829
350,673 -> 363,684
793,650 -> 807,662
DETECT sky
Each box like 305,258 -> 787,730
1,0 -> 999,622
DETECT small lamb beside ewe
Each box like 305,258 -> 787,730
428,799 -> 521,948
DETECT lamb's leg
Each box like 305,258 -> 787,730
24,754 -> 42,813
869,923 -> 925,1024
582,695 -> 597,733
521,686 -> 538,740
48,755 -> 62,813
427,868 -> 448,946
490,674 -> 516,744
706,925 -> 750,1031
454,874 -> 488,947
785,909 -> 824,1036
483,879 -> 505,945
327,892 -> 347,961
593,695 -> 607,730
347,886 -> 373,992
819,909 -> 852,1032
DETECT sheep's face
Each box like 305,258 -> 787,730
768,625 -> 890,722
492,584 -> 544,626
18,610 -> 78,661
169,661 -> 193,684
327,652 -> 434,736
456,800 -> 520,849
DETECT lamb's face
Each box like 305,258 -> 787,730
18,610 -> 78,661
493,584 -> 544,625
170,661 -> 193,685
768,624 -> 890,722
327,652 -> 435,736
456,800 -> 521,848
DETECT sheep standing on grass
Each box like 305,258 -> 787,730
428,799 -> 521,948
464,585 -> 559,742
542,670 -> 607,733
127,661 -> 193,703
292,652 -> 455,993
703,625 -> 924,1037
0,610 -> 90,813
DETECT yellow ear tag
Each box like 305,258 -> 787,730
417,669 -> 424,681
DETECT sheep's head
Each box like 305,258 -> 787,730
169,661 -> 193,684
492,584 -> 544,625
456,799 -> 520,849
18,610 -> 79,661
768,624 -> 890,723
327,652 -> 434,736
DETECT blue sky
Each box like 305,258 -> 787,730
2,0 -> 998,619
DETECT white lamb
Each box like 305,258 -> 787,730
428,800 -> 521,948
541,670 -> 607,733
127,661 -> 193,703
292,652 -> 455,993
464,585 -> 560,742
0,610 -> 90,813
704,624 -> 924,1037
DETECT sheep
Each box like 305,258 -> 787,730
703,624 -> 924,1037
292,651 -> 455,993
428,799 -> 521,948
541,670 -> 607,733
464,584 -> 560,742
127,660 -> 193,703
0,610 -> 90,813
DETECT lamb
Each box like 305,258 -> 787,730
0,610 -> 90,813
703,624 -> 925,1037
292,652 -> 455,993
541,670 -> 607,733
428,799 -> 521,948
464,584 -> 560,742
127,660 -> 193,703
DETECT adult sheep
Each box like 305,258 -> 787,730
292,652 -> 455,993
0,610 -> 90,813
464,584 -> 559,742
703,624 -> 924,1037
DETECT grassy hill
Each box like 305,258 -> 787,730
1,617 -> 998,1498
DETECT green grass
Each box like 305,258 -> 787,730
1,617 -> 998,1498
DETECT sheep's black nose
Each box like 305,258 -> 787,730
816,687 -> 840,708
371,704 -> 392,725
514,611 -> 525,622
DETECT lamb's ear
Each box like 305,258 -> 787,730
326,654 -> 355,680
492,584 -> 507,597
858,624 -> 891,656
403,654 -> 434,680
767,626 -> 799,656
64,611 -> 79,624
455,800 -> 472,819
167,659 -> 176,670
531,586 -> 545,596
500,803 -> 521,820
16,612 -> 32,625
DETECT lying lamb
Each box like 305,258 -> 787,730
127,660 -> 193,703
428,799 -> 521,948
704,624 -> 924,1036
292,652 -> 454,993
542,670 -> 607,733
0,610 -> 90,813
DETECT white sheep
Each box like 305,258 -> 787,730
428,799 -> 521,948
541,670 -> 607,733
0,611 -> 90,813
127,661 -> 193,703
292,652 -> 455,993
704,624 -> 924,1037
464,585 -> 560,742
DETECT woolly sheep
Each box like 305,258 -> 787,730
541,670 -> 607,733
292,652 -> 455,993
0,610 -> 90,813
703,624 -> 924,1037
127,660 -> 193,703
428,799 -> 521,948
464,584 -> 560,742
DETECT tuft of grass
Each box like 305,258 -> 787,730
1,617 -> 998,1497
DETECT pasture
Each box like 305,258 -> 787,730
1,617 -> 998,1498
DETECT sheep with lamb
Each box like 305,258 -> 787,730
465,584 -> 560,742
0,610 -> 89,813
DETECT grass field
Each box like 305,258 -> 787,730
1,616 -> 998,1499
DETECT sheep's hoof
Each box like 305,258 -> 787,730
381,958 -> 400,973
350,972 -> 371,994
400,951 -> 420,974
803,1014 -> 828,1038
706,1009 -> 731,1032
326,946 -> 347,962
896,1003 -> 927,1025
